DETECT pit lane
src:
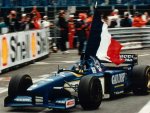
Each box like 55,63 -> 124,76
0,49 -> 150,113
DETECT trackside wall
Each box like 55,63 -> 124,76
0,28 -> 49,73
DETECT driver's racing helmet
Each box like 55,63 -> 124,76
87,56 -> 103,72
73,61 -> 86,73
73,56 -> 103,73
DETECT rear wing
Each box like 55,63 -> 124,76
100,54 -> 138,65
120,54 -> 138,65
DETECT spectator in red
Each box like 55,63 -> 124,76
78,13 -> 87,20
132,12 -> 146,27
75,13 -> 87,55
68,14 -> 75,49
31,6 -> 41,20
85,12 -> 93,39
30,14 -> 41,29
30,6 -> 41,29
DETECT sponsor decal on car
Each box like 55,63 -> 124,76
114,84 -> 124,88
114,90 -> 124,95
14,97 -> 32,102
66,99 -> 75,108
55,100 -> 66,104
120,54 -> 137,62
91,67 -> 97,73
111,73 -> 125,85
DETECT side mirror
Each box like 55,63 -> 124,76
58,68 -> 63,73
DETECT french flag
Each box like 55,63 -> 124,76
85,8 -> 124,65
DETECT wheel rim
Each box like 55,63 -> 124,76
147,67 -> 150,89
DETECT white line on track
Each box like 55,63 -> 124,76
31,62 -> 62,65
38,74 -> 51,78
60,61 -> 76,63
32,62 -> 50,65
139,54 -> 150,57
0,88 -> 8,94
138,101 -> 150,113
31,61 -> 76,65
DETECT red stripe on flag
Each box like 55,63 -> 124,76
107,39 -> 125,65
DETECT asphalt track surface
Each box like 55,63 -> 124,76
0,49 -> 150,113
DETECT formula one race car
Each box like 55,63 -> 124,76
4,54 -> 150,110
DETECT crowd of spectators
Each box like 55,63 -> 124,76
54,9 -> 150,54
0,6 -> 53,34
57,9 -> 150,54
0,7 -> 150,54
107,9 -> 150,28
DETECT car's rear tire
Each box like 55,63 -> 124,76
78,76 -> 102,110
8,74 -> 33,97
132,65 -> 150,95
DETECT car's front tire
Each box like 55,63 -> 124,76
8,74 -> 33,97
78,76 -> 102,110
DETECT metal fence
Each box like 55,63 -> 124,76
109,27 -> 150,50
1,0 -> 150,7
49,27 -> 150,51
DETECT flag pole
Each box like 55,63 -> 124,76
95,1 -> 98,8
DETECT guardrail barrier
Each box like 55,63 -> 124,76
109,27 -> 150,50
0,28 -> 49,73
49,27 -> 150,50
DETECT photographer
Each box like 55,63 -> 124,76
5,10 -> 20,32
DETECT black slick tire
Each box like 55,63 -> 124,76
78,76 -> 102,110
132,65 -> 150,95
8,74 -> 33,97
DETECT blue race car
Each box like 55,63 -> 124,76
4,54 -> 150,110
4,6 -> 150,110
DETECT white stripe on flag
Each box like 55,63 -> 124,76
96,23 -> 111,62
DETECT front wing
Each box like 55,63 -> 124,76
4,96 -> 75,109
